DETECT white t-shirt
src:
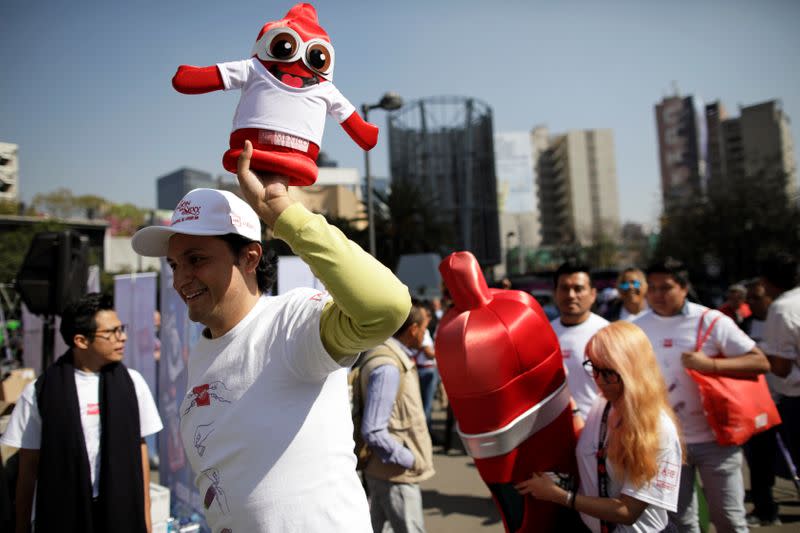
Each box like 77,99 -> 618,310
620,303 -> 649,322
179,289 -> 370,533
0,367 -> 162,498
762,287 -> 800,397
634,303 -> 756,443
414,328 -> 436,368
218,58 -> 356,145
577,398 -> 682,533
550,313 -> 609,419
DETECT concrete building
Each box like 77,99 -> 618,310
536,127 -> 620,246
494,131 -> 541,276
654,95 -> 708,210
657,95 -> 796,209
0,142 -> 19,203
738,100 -> 797,201
156,168 -> 215,210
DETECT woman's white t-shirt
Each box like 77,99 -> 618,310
576,398 -> 682,533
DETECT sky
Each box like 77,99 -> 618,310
2,0 -> 799,226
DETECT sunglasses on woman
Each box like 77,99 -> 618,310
582,359 -> 622,384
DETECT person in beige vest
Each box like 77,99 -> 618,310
359,302 -> 435,532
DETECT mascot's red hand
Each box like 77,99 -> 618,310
172,65 -> 225,94
341,112 -> 379,151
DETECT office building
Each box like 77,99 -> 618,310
536,128 -> 620,246
156,168 -> 215,210
0,142 -> 19,203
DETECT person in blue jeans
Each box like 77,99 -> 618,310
414,323 -> 439,433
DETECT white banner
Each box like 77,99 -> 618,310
113,273 -> 158,397
277,256 -> 324,294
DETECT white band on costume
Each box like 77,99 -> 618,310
457,380 -> 570,459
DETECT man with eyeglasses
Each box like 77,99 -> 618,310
550,260 -> 609,420
605,268 -> 650,322
634,259 -> 770,533
1,293 -> 163,533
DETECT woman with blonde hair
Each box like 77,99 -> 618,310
516,321 -> 683,532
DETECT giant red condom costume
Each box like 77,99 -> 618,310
171,3 -> 378,186
436,252 -> 578,532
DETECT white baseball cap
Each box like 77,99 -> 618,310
132,188 -> 262,257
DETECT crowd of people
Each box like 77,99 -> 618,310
517,257 -> 799,532
0,140 -> 796,533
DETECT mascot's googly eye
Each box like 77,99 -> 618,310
268,31 -> 299,60
306,42 -> 333,75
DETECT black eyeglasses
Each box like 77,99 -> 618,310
93,324 -> 127,341
582,359 -> 621,384
619,280 -> 642,291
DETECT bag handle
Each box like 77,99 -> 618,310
695,309 -> 722,352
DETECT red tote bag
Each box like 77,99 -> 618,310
686,310 -> 781,446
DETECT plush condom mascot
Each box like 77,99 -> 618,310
172,2 -> 378,185
436,251 -> 580,532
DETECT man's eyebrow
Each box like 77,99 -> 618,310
168,247 -> 207,261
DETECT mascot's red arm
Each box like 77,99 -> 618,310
172,65 -> 225,94
341,112 -> 379,151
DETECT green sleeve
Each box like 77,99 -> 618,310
273,203 -> 411,362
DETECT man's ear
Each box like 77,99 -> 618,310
73,334 -> 90,350
240,242 -> 263,273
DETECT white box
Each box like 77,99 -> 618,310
152,521 -> 168,533
150,482 -> 171,525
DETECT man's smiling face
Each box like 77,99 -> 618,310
167,234 -> 243,334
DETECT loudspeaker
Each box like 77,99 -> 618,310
17,230 -> 89,315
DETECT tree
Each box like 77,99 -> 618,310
656,164 -> 800,285
371,181 -> 454,271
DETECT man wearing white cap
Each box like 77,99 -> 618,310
132,141 -> 410,532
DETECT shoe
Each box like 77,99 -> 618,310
745,513 -> 782,527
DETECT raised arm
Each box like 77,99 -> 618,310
236,141 -> 410,361
340,111 -> 379,151
172,65 -> 225,94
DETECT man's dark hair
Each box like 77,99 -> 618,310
646,258 -> 690,288
761,253 -> 799,292
553,260 -> 593,288
218,234 -> 277,294
60,292 -> 114,347
393,300 -> 428,338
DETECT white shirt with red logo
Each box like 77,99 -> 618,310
550,313 -> 609,419
179,290 -> 370,533
633,303 -> 756,443
577,398 -> 682,533
1,368 -> 162,498
217,58 -> 356,146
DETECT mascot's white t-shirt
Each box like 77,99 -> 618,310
179,289 -> 370,533
551,313 -> 609,419
218,58 -> 356,145
577,399 -> 682,533
1,368 -> 163,498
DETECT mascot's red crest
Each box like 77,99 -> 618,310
436,251 -> 579,532
251,3 -> 335,84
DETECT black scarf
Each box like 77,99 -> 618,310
34,350 -> 145,533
